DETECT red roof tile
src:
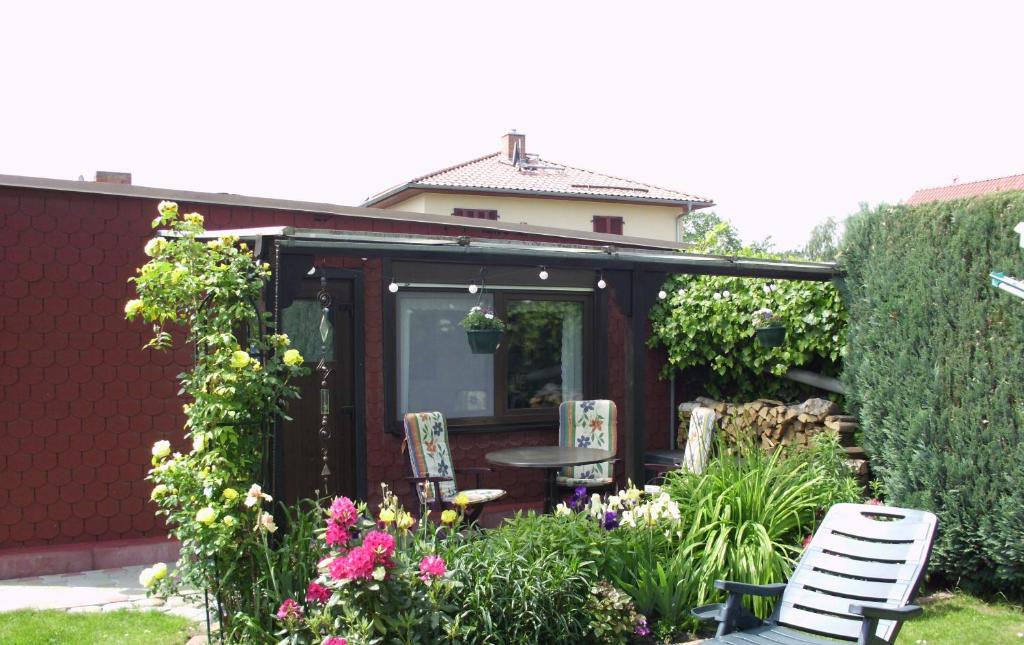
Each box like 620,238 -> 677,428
907,173 -> 1024,205
363,152 -> 712,208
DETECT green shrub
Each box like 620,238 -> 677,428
648,251 -> 846,401
841,195 -> 1024,595
660,432 -> 861,617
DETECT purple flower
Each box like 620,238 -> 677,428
580,400 -> 596,412
601,510 -> 620,530
634,617 -> 650,636
566,486 -> 589,512
576,436 -> 592,448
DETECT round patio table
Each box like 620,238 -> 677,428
485,446 -> 615,513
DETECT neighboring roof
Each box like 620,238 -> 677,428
362,152 -> 714,209
0,173 -> 689,252
907,173 -> 1024,205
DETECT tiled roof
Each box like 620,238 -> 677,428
363,152 -> 712,207
907,173 -> 1024,205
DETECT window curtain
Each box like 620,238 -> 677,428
560,303 -> 583,400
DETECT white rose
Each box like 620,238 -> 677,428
151,440 -> 171,459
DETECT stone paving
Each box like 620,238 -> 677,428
0,564 -> 210,625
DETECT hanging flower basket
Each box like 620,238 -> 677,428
755,325 -> 786,347
466,329 -> 504,354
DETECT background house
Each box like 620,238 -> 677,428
362,132 -> 713,242
907,172 -> 1024,204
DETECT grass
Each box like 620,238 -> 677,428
899,592 -> 1024,645
0,609 -> 194,645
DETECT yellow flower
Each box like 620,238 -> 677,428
378,508 -> 396,525
191,433 -> 206,453
151,440 -> 171,459
143,237 -> 167,257
396,511 -> 416,531
207,239 -> 222,251
222,488 -> 239,501
170,266 -> 187,283
282,349 -> 303,366
157,201 -> 178,218
440,509 -> 458,525
222,515 -> 237,528
151,562 -> 168,581
184,212 -> 204,226
372,566 -> 386,581
195,507 -> 217,525
230,351 -> 251,369
271,334 -> 290,348
251,361 -> 261,372
453,493 -> 470,508
138,562 -> 167,588
150,484 -> 169,500
124,299 -> 144,318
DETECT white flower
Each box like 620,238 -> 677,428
484,313 -> 494,319
372,566 -> 387,581
554,503 -> 572,517
143,237 -> 167,257
192,433 -> 206,453
151,440 -> 171,459
138,562 -> 167,588
258,512 -> 278,533
244,483 -> 272,508
607,495 -> 622,511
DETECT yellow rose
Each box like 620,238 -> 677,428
151,562 -> 168,581
282,349 -> 303,366
143,237 -> 167,257
378,508 -> 396,525
157,201 -> 178,218
453,493 -> 470,508
195,507 -> 217,525
251,361 -> 261,372
170,266 -> 187,283
222,515 -> 237,528
124,299 -> 144,318
184,212 -> 204,226
150,484 -> 169,500
151,440 -> 171,459
230,351 -> 251,369
222,488 -> 239,501
440,509 -> 458,525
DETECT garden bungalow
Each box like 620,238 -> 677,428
0,174 -> 838,577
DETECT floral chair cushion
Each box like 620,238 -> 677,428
683,406 -> 716,475
403,411 -> 458,503
442,489 -> 506,505
557,399 -> 617,486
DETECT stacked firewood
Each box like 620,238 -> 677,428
678,397 -> 869,485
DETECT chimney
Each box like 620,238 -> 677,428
94,171 -> 132,185
501,130 -> 525,162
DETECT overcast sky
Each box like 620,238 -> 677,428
3,2 -> 1023,249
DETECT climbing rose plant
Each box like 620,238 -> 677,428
125,201 -> 308,635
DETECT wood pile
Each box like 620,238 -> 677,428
678,397 -> 870,486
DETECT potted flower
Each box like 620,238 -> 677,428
460,306 -> 506,354
752,307 -> 786,347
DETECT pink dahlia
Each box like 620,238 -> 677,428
418,554 -> 446,583
275,597 -> 303,621
325,521 -> 349,547
362,530 -> 396,564
324,638 -> 347,645
329,545 -> 375,581
305,581 -> 331,604
329,496 -> 359,530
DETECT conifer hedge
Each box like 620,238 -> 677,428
841,193 -> 1024,595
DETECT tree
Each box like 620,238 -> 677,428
803,217 -> 841,261
680,211 -> 743,253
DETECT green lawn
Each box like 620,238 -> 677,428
899,592 -> 1024,644
0,609 -> 194,645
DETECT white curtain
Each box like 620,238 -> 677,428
560,303 -> 583,401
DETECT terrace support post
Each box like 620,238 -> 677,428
624,269 -> 667,485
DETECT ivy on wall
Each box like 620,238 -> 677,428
647,250 -> 847,402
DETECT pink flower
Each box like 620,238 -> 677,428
867,498 -> 883,506
418,554 -> 446,583
329,545 -> 375,581
325,522 -> 349,547
275,598 -> 303,621
324,638 -> 347,645
362,530 -> 396,564
329,497 -> 359,530
305,581 -> 331,604
802,534 -> 813,549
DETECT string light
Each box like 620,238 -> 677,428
538,266 -> 549,280
658,290 -> 667,300
468,282 -> 479,294
596,271 -> 607,290
388,280 -> 399,293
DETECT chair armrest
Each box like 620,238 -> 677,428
715,580 -> 788,597
404,475 -> 454,483
849,601 -> 923,621
691,603 -> 724,622
455,466 -> 494,474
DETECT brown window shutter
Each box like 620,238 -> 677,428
609,217 -> 624,235
593,216 -> 608,233
453,208 -> 498,220
593,216 -> 623,234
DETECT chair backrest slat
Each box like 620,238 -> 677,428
558,400 -> 617,481
778,503 -> 938,644
403,411 -> 458,502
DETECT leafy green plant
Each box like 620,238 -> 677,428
648,249 -> 846,401
841,194 -> 1024,595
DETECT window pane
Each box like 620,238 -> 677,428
281,299 -> 333,362
506,300 -> 584,409
397,293 -> 494,419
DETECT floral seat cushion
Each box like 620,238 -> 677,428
557,400 -> 617,487
403,411 -> 459,503
442,489 -> 506,505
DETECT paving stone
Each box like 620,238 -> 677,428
101,601 -> 136,611
133,597 -> 166,607
67,605 -> 102,613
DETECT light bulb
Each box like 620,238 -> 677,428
658,290 -> 667,300
468,283 -> 479,294
597,278 -> 607,289
388,281 -> 399,293
539,268 -> 549,280
677,288 -> 686,296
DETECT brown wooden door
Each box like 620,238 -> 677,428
278,275 -> 359,503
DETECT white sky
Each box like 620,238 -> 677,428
3,1 -> 1024,249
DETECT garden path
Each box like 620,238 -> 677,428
0,564 -> 208,623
